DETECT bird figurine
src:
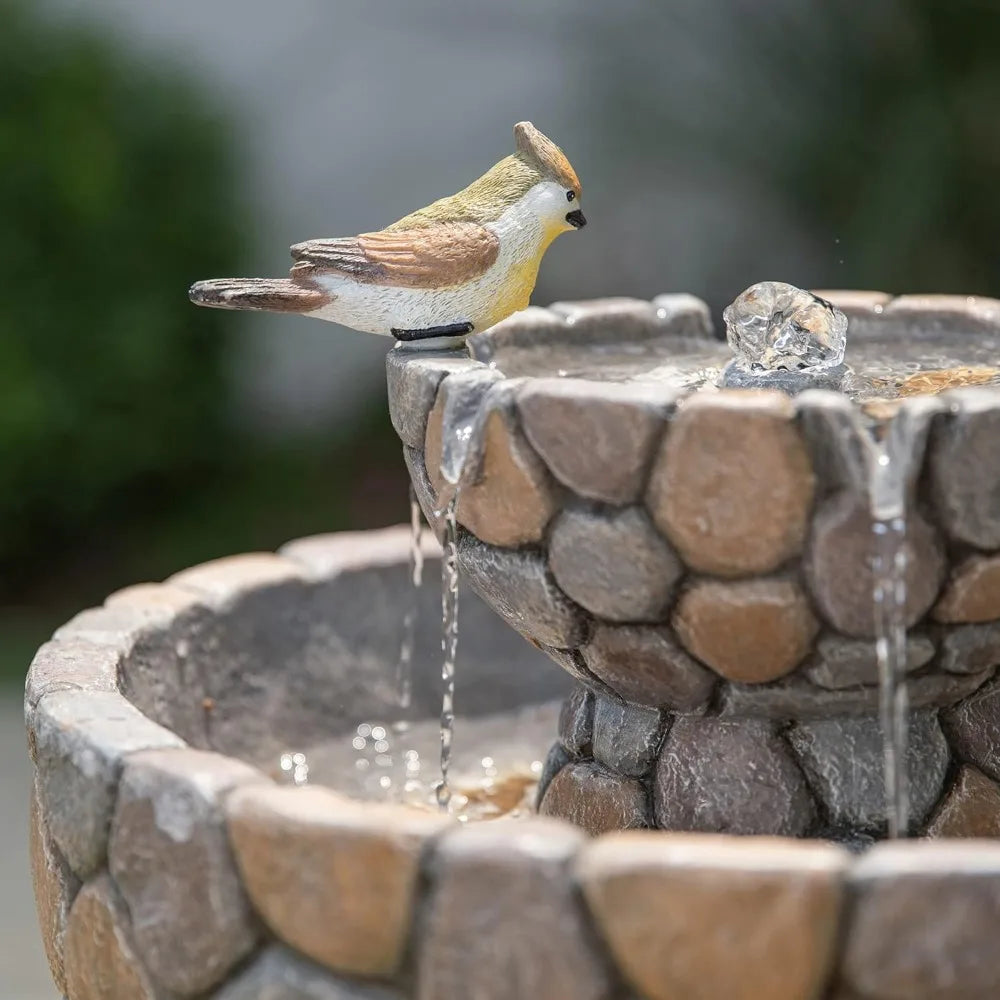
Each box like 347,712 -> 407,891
189,121 -> 585,348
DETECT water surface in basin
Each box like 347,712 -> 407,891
483,335 -> 1000,401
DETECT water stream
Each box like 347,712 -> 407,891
395,486 -> 425,713
436,495 -> 460,810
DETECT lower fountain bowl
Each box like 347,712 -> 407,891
25,526 -> 1000,1000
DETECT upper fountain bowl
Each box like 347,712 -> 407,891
387,291 -> 1000,838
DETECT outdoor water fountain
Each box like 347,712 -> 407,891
27,288 -> 1000,1000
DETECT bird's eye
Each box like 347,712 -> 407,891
566,190 -> 575,202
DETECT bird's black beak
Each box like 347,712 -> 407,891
565,209 -> 587,229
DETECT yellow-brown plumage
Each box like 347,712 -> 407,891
189,122 -> 584,346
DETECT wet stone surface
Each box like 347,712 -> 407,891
581,623 -> 716,711
457,534 -> 589,648
558,686 -> 594,757
591,696 -> 666,778
843,842 -> 1000,1000
646,392 -> 815,577
805,492 -> 946,638
803,633 -> 936,689
942,677 -> 1000,782
788,711 -> 949,833
417,820 -> 612,1000
926,765 -> 1000,839
654,716 -> 816,836
539,761 -> 649,836
518,378 -> 670,504
109,748 -> 264,996
673,576 -> 819,684
927,390 -> 1000,550
548,506 -> 682,623
536,742 -> 573,806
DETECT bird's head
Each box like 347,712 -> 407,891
511,121 -> 585,236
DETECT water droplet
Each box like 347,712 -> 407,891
357,723 -> 372,738
351,736 -> 366,751
371,725 -> 387,741
379,775 -> 392,790
374,739 -> 390,754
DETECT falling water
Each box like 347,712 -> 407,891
395,486 -> 425,712
436,495 -> 460,810
871,507 -> 909,838
867,403 -> 934,840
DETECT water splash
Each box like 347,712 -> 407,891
436,495 -> 460,810
279,752 -> 309,786
395,486 -> 425,712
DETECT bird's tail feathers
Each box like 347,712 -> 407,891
189,278 -> 328,314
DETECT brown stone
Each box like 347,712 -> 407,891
548,506 -> 682,622
577,832 -> 847,1000
24,638 -> 121,715
30,781 -> 79,995
63,873 -> 162,1000
646,392 -> 815,577
927,765 -> 1000,838
460,408 -> 560,547
582,623 -> 716,711
227,784 -> 451,978
673,576 -> 819,683
939,622 -> 1000,675
416,819 -> 612,1000
558,686 -> 594,756
843,840 -> 1000,1000
109,748 -> 265,995
538,761 -> 648,835
934,553 -> 1000,624
942,677 -> 1000,782
518,378 -> 670,504
654,716 -> 816,836
805,492 -> 946,638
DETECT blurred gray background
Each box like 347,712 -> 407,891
5,0 -> 999,993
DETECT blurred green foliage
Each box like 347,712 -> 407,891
0,0 -> 248,580
0,0 -> 407,680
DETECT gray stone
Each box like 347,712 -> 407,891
385,348 -> 479,449
457,534 -> 589,648
942,677 -> 1000,782
581,624 -> 716,711
927,388 -> 1000,549
548,506 -> 682,623
416,819 -> 612,1000
558,686 -> 594,757
650,293 -> 715,338
803,632 -> 936,689
63,873 -> 162,1000
721,669 -> 993,720
549,296 -> 672,340
796,390 -> 872,494
592,696 -> 666,778
884,293 -> 1000,338
721,359 -> 849,394
31,690 -> 184,879
539,762 -> 649,836
403,445 -> 444,540
536,742 -> 573,807
812,289 -> 892,319
788,711 -> 949,832
654,716 -> 816,835
805,492 -> 946,638
216,945 -> 406,1000
109,748 -> 265,996
465,305 -> 566,360
534,643 -> 618,701
940,622 -> 1000,675
24,638 -> 121,715
934,552 -> 1000,624
518,378 -> 670,504
843,840 -> 1000,1000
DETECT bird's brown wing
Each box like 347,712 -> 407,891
290,223 -> 500,289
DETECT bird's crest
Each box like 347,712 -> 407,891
513,121 -> 580,193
